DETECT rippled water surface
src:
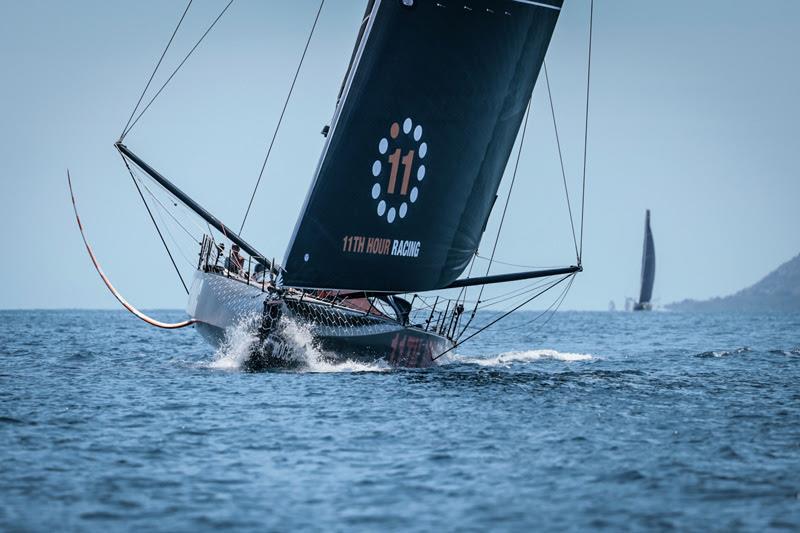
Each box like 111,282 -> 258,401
1,310 -> 799,531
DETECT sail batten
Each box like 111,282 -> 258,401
283,0 -> 563,292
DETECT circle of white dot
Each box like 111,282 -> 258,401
372,120 -> 427,222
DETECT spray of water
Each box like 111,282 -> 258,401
207,313 -> 388,373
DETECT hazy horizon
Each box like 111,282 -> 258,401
1,0 -> 798,311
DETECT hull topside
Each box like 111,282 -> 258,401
187,270 -> 451,368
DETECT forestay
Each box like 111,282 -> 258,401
283,0 -> 563,292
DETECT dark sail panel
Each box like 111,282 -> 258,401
283,0 -> 563,291
639,210 -> 656,304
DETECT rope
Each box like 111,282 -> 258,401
459,99 -> 532,336
495,272 -> 575,334
432,274 -> 572,362
119,152 -> 190,294
120,0 -> 193,140
474,277 -> 560,309
133,165 -> 210,237
133,169 -> 199,241
134,174 -> 200,268
239,0 -> 325,235
543,62 -> 579,262
121,0 -> 235,139
474,253 -> 562,270
147,192 -> 198,269
539,274 -> 575,328
579,0 -> 594,262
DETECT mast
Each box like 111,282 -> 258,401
116,142 -> 279,275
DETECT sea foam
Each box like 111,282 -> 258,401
449,349 -> 594,367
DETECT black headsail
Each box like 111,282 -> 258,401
282,0 -> 563,292
638,210 -> 656,305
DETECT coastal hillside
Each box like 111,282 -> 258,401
667,253 -> 800,312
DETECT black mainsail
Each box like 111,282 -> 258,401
636,209 -> 656,309
283,0 -> 563,292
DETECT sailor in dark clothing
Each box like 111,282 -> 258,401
226,244 -> 244,275
214,242 -> 225,267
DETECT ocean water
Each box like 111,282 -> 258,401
1,309 -> 799,531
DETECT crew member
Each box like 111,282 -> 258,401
226,244 -> 244,275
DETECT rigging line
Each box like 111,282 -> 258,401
543,61 -> 579,261
122,0 -> 235,139
498,272 -> 574,334
483,98 -> 533,278
461,274 -> 555,308
119,152 -> 190,294
120,0 -> 193,140
461,276 -> 571,334
476,277 -> 558,309
432,274 -> 572,362
453,254 -> 476,316
133,174 -> 201,268
144,185 -> 198,269
459,98 -> 533,337
578,0 -> 594,262
239,0 -> 325,235
539,273 -> 575,328
133,169 -> 199,242
474,253 -> 563,270
132,165 -> 211,237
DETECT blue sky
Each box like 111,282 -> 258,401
1,0 -> 798,310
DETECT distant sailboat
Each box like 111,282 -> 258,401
633,210 -> 655,311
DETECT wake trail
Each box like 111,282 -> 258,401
445,349 -> 594,367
